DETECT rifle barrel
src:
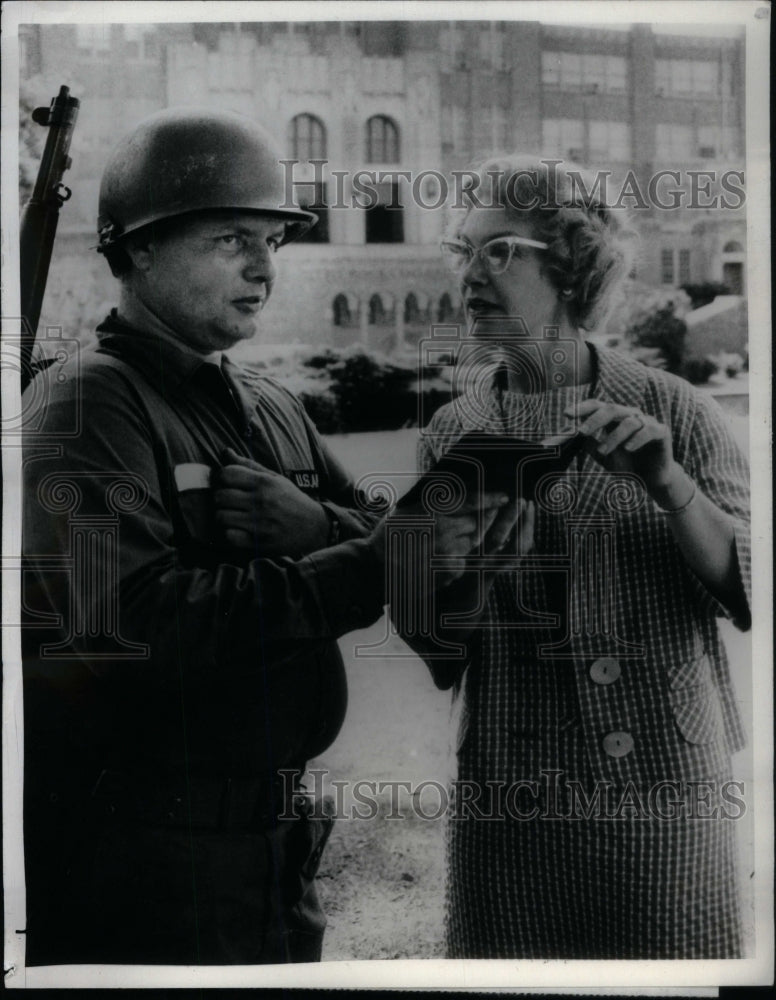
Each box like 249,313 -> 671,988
20,86 -> 79,392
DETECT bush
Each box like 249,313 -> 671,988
680,281 -> 731,310
298,386 -> 343,434
624,304 -> 688,375
260,345 -> 454,434
681,357 -> 718,385
604,280 -> 692,343
324,349 -> 418,431
708,351 -> 745,379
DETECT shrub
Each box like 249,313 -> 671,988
681,357 -> 718,385
680,281 -> 731,310
263,345 -> 454,434
298,386 -> 343,434
708,351 -> 745,379
624,304 -> 688,375
326,348 -> 419,431
604,280 -> 692,342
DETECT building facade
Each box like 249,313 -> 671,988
20,20 -> 747,353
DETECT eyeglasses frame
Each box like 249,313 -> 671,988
439,234 -> 550,275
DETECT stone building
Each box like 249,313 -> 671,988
20,20 -> 747,354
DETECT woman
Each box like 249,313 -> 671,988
410,156 -> 750,959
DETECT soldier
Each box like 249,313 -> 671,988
21,107 -> 517,966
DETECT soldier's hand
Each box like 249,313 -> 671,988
214,448 -> 330,557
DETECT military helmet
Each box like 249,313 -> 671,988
96,106 -> 316,251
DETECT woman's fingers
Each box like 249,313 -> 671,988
486,498 -> 524,549
596,413 -> 646,455
566,400 -> 669,461
518,500 -> 536,555
622,422 -> 664,452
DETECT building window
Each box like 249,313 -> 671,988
697,125 -> 718,158
366,115 -> 400,163
440,104 -> 466,156
542,51 -> 627,93
404,293 -> 420,324
660,248 -> 691,285
661,248 -> 675,285
655,58 -> 719,96
588,121 -> 631,162
289,114 -> 327,161
722,126 -> 740,159
542,119 -> 630,163
440,24 -> 464,70
362,22 -> 407,57
75,24 -> 111,50
678,249 -> 691,285
542,118 -> 584,160
437,292 -> 457,323
478,23 -> 506,69
655,123 -> 694,160
693,125 -> 741,160
368,293 -> 387,325
291,22 -> 329,55
332,294 -> 353,327
365,182 -> 404,243
295,182 -> 329,244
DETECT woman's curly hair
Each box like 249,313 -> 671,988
456,154 -> 637,331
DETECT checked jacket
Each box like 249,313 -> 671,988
417,343 -> 751,959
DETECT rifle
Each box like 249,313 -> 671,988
19,85 -> 80,392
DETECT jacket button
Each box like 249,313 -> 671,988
590,657 -> 621,685
602,731 -> 634,758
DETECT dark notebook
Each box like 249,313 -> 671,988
398,431 -> 584,507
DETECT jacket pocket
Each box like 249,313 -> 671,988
669,680 -> 722,744
667,643 -> 711,690
174,464 -> 216,547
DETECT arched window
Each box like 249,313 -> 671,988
332,294 -> 352,327
369,293 -> 387,325
289,113 -> 326,160
438,292 -> 455,323
723,240 -> 744,253
404,292 -> 420,324
366,115 -> 400,163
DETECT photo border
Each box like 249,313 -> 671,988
2,0 -> 772,990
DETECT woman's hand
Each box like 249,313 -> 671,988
565,399 -> 692,508
214,448 -> 330,557
386,496 -> 536,664
483,496 -> 535,560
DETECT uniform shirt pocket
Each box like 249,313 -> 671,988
173,463 -> 216,549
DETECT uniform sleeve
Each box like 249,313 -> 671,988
23,366 -> 385,683
681,391 -> 751,630
385,423 -> 473,691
